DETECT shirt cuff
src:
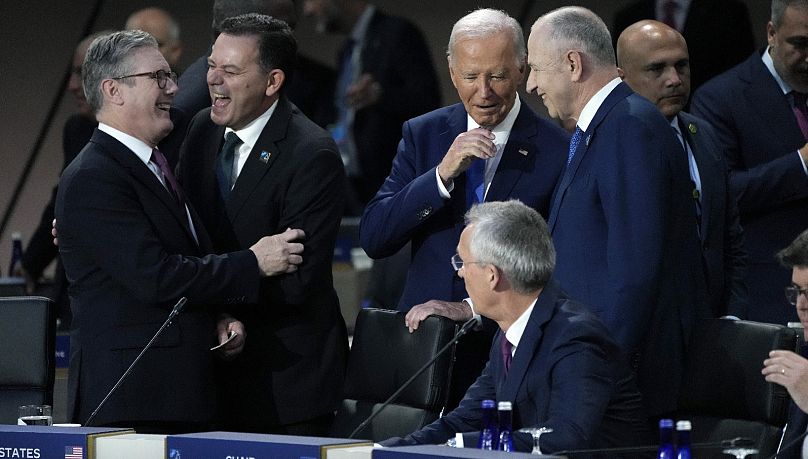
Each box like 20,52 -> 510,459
798,151 -> 808,175
462,297 -> 481,324
436,167 -> 453,199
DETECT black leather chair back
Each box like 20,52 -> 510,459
330,308 -> 458,442
677,318 -> 797,458
0,296 -> 55,424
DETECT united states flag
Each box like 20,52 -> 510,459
65,445 -> 83,459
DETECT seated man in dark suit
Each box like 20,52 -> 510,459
762,228 -> 808,458
380,200 -> 650,453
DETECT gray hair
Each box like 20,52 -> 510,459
534,6 -> 615,68
778,228 -> 808,268
772,0 -> 808,28
447,8 -> 526,67
82,30 -> 158,112
465,200 -> 555,294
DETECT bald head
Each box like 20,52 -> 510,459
617,20 -> 690,119
125,7 -> 183,66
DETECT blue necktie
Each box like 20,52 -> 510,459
216,132 -> 242,199
465,159 -> 485,207
567,127 -> 583,165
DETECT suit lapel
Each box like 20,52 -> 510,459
498,282 -> 558,402
548,83 -> 632,232
225,98 -> 291,220
743,54 -> 803,140
486,104 -> 536,203
93,131 -> 198,245
445,105 -> 471,232
678,114 -> 714,242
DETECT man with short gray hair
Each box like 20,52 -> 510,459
527,6 -> 704,418
380,200 -> 649,452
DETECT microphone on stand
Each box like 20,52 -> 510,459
84,296 -> 187,427
348,316 -> 480,439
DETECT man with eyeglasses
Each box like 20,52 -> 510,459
381,200 -> 649,453
55,29 -> 304,433
762,227 -> 808,458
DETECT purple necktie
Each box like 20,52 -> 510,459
500,334 -> 513,375
790,91 -> 808,141
662,0 -> 678,30
151,148 -> 185,207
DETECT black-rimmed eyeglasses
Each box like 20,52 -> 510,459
785,285 -> 808,306
451,253 -> 486,272
111,69 -> 178,89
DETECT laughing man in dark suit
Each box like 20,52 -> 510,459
176,14 -> 348,436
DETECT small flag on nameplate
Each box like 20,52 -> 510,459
65,445 -> 83,459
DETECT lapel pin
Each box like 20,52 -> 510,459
518,148 -> 528,156
259,151 -> 271,163
688,123 -> 697,134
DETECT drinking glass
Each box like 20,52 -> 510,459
518,427 -> 553,454
722,447 -> 758,459
17,405 -> 52,426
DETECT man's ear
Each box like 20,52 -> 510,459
100,79 -> 124,106
265,69 -> 285,97
567,50 -> 584,82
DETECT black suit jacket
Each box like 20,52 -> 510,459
613,0 -> 755,91
345,9 -> 441,203
381,280 -> 650,452
177,97 -> 349,430
677,112 -> 750,318
692,51 -> 808,325
55,129 -> 260,426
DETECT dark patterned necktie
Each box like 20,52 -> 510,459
567,127 -> 583,165
500,334 -> 513,375
790,91 -> 808,140
151,148 -> 185,207
216,132 -> 242,199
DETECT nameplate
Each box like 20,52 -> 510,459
0,425 -> 133,459
372,445 -> 563,459
166,432 -> 371,459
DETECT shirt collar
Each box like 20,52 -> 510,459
467,94 -> 521,138
223,100 -> 278,151
98,122 -> 154,166
576,77 -> 622,132
504,296 -> 537,350
762,46 -> 791,95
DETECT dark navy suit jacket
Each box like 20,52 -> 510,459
692,51 -> 808,326
359,102 -> 567,312
380,280 -> 650,452
549,82 -> 705,416
55,129 -> 260,426
677,111 -> 749,318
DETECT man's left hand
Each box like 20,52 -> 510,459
763,349 -> 808,413
215,315 -> 246,360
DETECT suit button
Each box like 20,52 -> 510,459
418,206 -> 432,220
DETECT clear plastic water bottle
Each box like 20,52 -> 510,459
477,399 -> 498,450
657,419 -> 675,459
8,232 -> 23,277
498,401 -> 513,452
675,420 -> 692,459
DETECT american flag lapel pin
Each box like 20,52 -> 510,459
259,151 -> 271,163
518,148 -> 528,156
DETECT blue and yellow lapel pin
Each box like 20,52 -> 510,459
259,151 -> 271,163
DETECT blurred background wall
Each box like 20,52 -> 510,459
0,0 -> 771,271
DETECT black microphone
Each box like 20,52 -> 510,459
84,296 -> 187,427
348,316 -> 480,439
765,424 -> 808,459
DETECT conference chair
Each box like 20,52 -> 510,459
0,296 -> 55,423
330,308 -> 458,442
677,318 -> 797,458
